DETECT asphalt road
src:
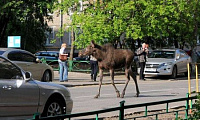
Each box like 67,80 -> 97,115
68,75 -> 198,119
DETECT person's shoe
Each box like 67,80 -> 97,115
60,81 -> 64,82
91,76 -> 93,80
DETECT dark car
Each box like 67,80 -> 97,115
35,51 -> 60,70
35,51 -> 59,61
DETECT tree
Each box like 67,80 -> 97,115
60,0 -> 200,51
0,0 -> 57,53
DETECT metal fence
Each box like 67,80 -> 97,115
40,58 -> 91,72
31,93 -> 198,120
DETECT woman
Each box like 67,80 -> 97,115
58,43 -> 68,82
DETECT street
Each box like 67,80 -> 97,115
68,75 -> 198,119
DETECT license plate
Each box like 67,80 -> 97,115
146,68 -> 157,72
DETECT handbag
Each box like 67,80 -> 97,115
59,54 -> 68,61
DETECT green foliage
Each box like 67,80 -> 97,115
189,93 -> 200,119
0,0 -> 57,53
60,0 -> 200,49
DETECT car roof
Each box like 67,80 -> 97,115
36,51 -> 59,53
152,48 -> 179,51
0,48 -> 33,55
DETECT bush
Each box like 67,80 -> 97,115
189,93 -> 200,120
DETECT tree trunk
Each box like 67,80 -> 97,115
68,28 -> 74,72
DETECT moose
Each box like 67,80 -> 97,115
84,40 -> 140,98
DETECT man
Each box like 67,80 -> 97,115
137,43 -> 149,80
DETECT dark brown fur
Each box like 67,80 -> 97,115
84,41 -> 140,98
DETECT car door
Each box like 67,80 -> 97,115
0,57 -> 39,117
175,50 -> 184,73
175,50 -> 187,73
20,52 -> 45,80
179,50 -> 189,72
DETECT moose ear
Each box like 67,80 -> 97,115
91,40 -> 95,47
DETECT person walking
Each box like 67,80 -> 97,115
90,55 -> 98,81
137,43 -> 149,80
58,43 -> 68,82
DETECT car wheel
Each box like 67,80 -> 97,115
171,66 -> 177,79
41,98 -> 65,119
42,70 -> 51,82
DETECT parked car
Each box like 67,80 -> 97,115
35,51 -> 59,61
73,56 -> 89,61
144,49 -> 192,78
0,55 -> 73,119
0,48 -> 54,82
35,51 -> 60,70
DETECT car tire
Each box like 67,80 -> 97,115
171,66 -> 177,79
41,98 -> 65,119
42,70 -> 51,82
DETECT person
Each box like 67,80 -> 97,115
137,43 -> 149,80
58,43 -> 68,82
90,55 -> 98,81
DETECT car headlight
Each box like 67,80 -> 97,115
158,62 -> 173,68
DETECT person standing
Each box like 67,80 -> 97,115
137,43 -> 149,80
90,55 -> 98,81
58,43 -> 68,82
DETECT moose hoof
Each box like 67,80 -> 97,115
117,92 -> 120,98
134,93 -> 139,97
120,94 -> 124,98
94,94 -> 99,98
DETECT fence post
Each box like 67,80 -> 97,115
68,60 -> 73,72
119,100 -> 125,120
185,93 -> 189,119
33,112 -> 40,120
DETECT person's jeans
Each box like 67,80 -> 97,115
139,62 -> 146,80
59,61 -> 68,81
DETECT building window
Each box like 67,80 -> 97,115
45,27 -> 55,46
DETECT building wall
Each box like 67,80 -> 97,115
45,11 -> 72,53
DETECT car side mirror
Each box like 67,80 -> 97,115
25,72 -> 32,80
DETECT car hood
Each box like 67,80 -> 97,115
147,58 -> 174,64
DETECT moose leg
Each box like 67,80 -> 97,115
95,69 -> 103,98
110,69 -> 120,98
129,68 -> 140,97
121,68 -> 130,98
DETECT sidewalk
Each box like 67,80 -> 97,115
52,71 -> 137,87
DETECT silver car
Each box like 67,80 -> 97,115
144,49 -> 192,78
0,55 -> 73,119
0,48 -> 54,82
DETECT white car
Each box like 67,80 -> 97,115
0,55 -> 73,119
0,48 -> 54,82
144,49 -> 192,78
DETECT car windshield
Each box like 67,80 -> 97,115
148,51 -> 175,59
0,51 -> 5,55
